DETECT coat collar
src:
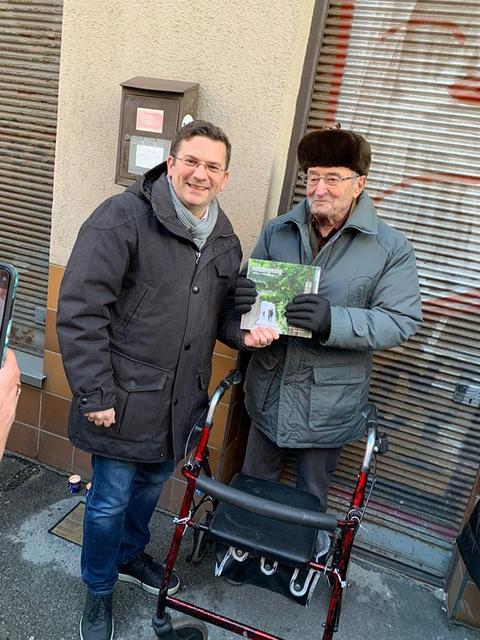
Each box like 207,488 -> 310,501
286,191 -> 378,236
127,162 -> 235,241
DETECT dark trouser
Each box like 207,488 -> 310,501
242,424 -> 342,512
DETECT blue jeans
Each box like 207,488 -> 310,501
81,454 -> 175,595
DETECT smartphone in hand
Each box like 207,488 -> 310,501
0,264 -> 19,366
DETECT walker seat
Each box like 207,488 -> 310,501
209,473 -> 321,566
208,473 -> 329,606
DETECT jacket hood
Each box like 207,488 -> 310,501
125,161 -> 168,202
125,161 -> 235,239
286,191 -> 378,236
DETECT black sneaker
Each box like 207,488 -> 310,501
80,591 -> 113,640
118,551 -> 180,596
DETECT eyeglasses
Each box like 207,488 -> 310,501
172,155 -> 225,175
304,173 -> 359,188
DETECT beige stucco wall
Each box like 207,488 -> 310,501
50,0 -> 315,266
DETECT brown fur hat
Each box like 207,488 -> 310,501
297,126 -> 371,176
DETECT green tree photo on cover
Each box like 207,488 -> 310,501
242,259 -> 321,337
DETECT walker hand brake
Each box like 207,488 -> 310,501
222,368 -> 242,389
375,432 -> 389,455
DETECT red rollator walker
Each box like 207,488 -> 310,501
151,369 -> 388,640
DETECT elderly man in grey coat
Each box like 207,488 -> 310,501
234,126 -> 422,519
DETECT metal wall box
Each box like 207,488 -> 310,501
115,77 -> 199,186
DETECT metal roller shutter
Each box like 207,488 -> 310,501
0,0 -> 63,353
289,0 -> 480,582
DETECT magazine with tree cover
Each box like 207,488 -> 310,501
240,259 -> 321,338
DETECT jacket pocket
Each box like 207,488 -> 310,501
309,364 -> 366,427
214,262 -> 234,278
348,276 -> 373,308
205,258 -> 237,316
118,285 -> 150,335
197,363 -> 212,391
186,363 -> 213,428
111,351 -> 169,441
244,350 -> 280,415
213,244 -> 240,278
211,261 -> 234,301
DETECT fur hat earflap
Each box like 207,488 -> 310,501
297,125 -> 371,176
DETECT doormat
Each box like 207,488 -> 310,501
49,501 -> 85,547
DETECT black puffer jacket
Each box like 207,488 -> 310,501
457,499 -> 480,588
57,163 -> 242,463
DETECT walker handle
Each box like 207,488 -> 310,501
205,369 -> 242,426
195,475 -> 338,531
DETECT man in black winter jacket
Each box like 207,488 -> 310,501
57,120 -> 276,640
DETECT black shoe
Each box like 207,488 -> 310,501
118,551 -> 180,596
80,591 -> 113,640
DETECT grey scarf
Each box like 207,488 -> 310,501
167,176 -> 218,249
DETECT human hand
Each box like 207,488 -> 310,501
243,326 -> 279,348
233,276 -> 257,314
0,349 -> 21,460
285,293 -> 331,338
85,408 -> 116,427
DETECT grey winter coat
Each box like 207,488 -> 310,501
244,191 -> 422,448
56,163 -> 242,463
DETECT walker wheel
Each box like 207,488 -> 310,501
172,616 -> 208,639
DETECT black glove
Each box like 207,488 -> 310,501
233,276 -> 258,314
285,293 -> 331,338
